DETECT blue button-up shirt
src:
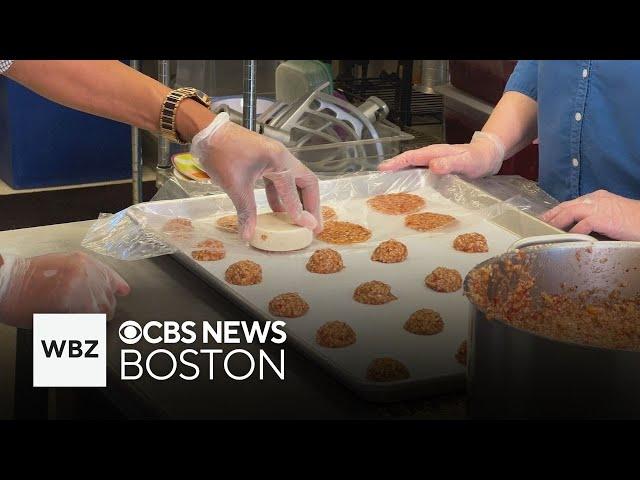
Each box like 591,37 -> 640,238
505,60 -> 640,201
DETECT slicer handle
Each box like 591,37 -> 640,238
508,234 -> 597,252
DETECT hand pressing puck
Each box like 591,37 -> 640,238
250,212 -> 313,252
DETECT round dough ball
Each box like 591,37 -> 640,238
453,232 -> 489,253
425,267 -> 463,293
225,260 -> 262,286
316,321 -> 356,348
371,239 -> 408,263
404,309 -> 444,335
268,292 -> 309,318
366,357 -> 410,382
353,280 -> 397,305
306,248 -> 345,274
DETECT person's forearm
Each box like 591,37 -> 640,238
5,60 -> 214,142
481,91 -> 538,159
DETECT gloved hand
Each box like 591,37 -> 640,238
191,113 -> 321,240
541,190 -> 640,241
0,252 -> 131,328
378,131 -> 506,179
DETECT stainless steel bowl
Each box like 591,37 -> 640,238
464,235 -> 640,418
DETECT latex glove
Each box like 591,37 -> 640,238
0,252 -> 131,328
540,190 -> 640,241
378,131 -> 506,179
191,113 -> 321,240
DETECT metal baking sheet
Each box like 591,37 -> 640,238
127,170 -> 561,402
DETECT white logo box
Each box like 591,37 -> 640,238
33,314 -> 106,387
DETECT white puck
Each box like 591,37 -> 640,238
250,212 -> 313,252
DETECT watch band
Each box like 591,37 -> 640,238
160,87 -> 212,144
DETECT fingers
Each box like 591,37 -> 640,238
540,197 -> 584,222
263,170 -> 318,232
295,169 -> 322,234
82,260 -> 123,321
539,207 -> 558,223
378,150 -> 423,171
569,217 -> 596,235
571,214 -> 625,240
106,266 -> 131,297
90,288 -> 117,321
267,148 -> 321,233
86,255 -> 131,297
378,144 -> 462,172
569,215 -> 620,239
429,154 -> 474,176
227,188 -> 259,241
264,178 -> 285,213
543,191 -> 632,240
542,201 -> 594,230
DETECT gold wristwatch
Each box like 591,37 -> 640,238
160,87 -> 212,144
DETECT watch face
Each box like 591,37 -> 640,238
194,89 -> 211,107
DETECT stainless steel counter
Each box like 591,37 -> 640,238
0,220 -> 466,419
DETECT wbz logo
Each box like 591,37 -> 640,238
33,314 -> 106,387
41,339 -> 99,359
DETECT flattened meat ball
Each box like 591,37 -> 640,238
162,217 -> 194,238
216,215 -> 239,234
367,193 -> 426,215
366,357 -> 410,382
321,206 -> 337,221
425,267 -> 463,293
196,239 -> 222,249
453,232 -> 489,253
268,293 -> 309,318
371,239 -> 408,263
404,309 -> 444,335
225,260 -> 262,286
317,221 -> 372,245
455,340 -> 468,366
316,321 -> 356,348
191,239 -> 225,261
405,212 -> 456,232
353,280 -> 397,305
163,217 -> 193,232
306,248 -> 345,274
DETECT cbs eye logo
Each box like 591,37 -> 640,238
119,321 -> 143,345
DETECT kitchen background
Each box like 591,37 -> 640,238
0,60 -> 539,419
0,60 -> 539,232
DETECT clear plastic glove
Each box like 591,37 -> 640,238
378,131 -> 506,179
540,190 -> 640,241
191,113 -> 321,240
0,252 -> 131,328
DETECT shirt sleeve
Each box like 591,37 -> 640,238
0,60 -> 14,74
504,60 -> 538,101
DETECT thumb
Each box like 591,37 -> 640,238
227,186 -> 259,241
